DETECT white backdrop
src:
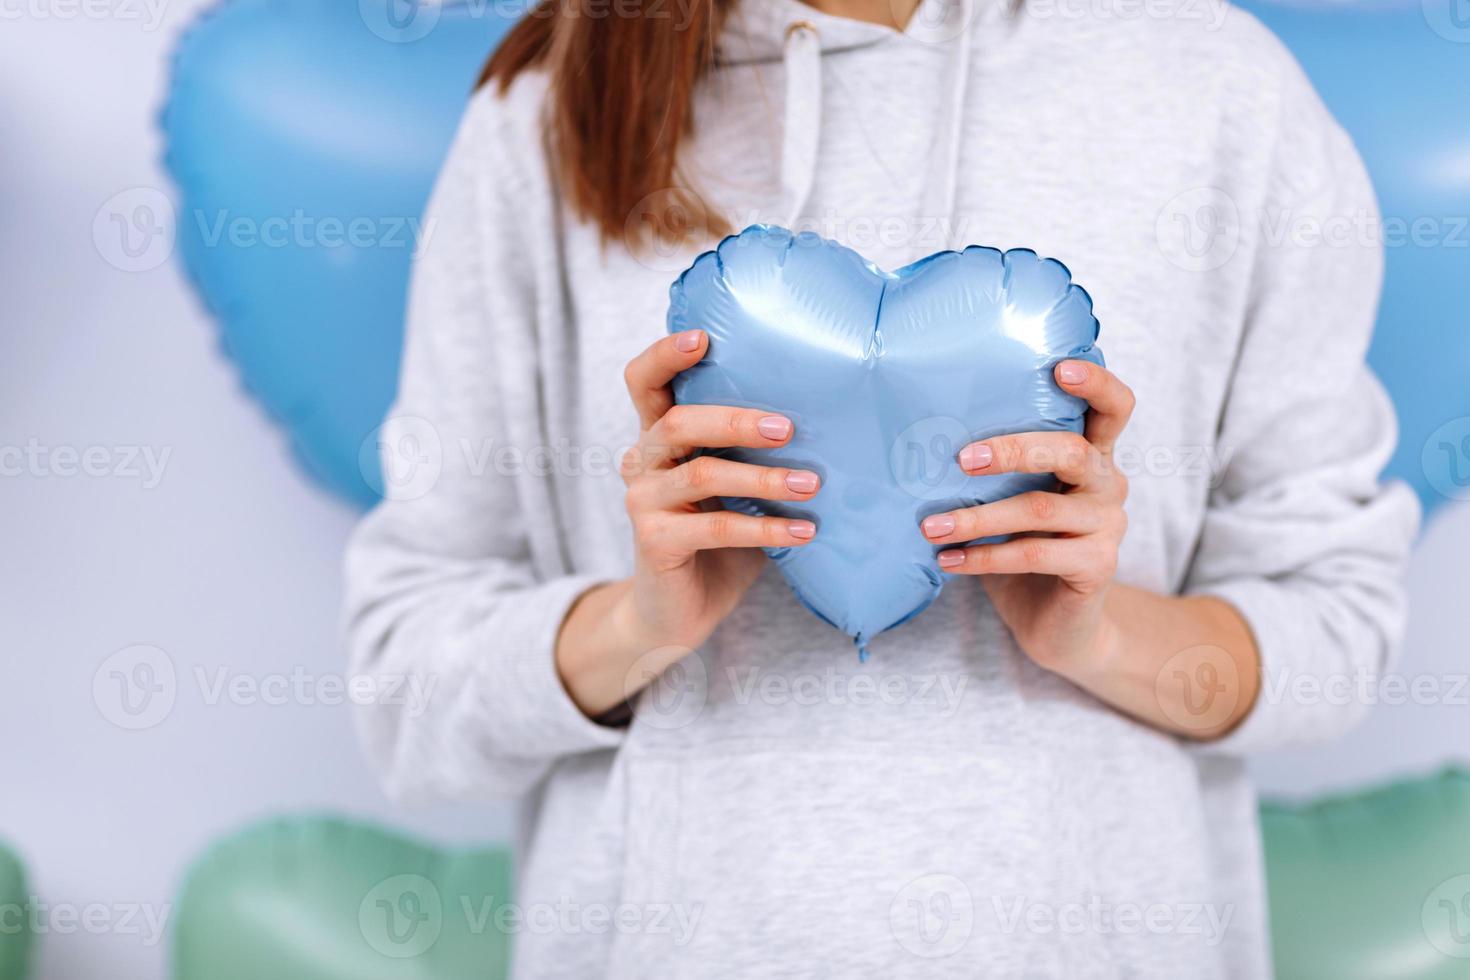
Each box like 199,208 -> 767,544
1,6 -> 1466,979
0,6 -> 505,980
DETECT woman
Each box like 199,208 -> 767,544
344,0 -> 1418,973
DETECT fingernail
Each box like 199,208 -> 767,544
938,550 -> 966,568
788,520 -> 816,540
922,514 -> 956,538
785,471 -> 819,494
675,330 -> 703,352
958,443 -> 993,471
1058,361 -> 1089,385
758,416 -> 793,440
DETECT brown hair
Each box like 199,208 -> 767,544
480,0 -> 734,245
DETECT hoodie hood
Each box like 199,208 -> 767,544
715,0 -> 978,64
713,0 -> 979,246
716,0 -> 900,64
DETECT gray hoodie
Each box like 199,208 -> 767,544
343,0 -> 1419,975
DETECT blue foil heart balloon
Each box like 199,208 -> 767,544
668,225 -> 1104,652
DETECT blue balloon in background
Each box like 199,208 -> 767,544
162,0 -> 518,506
1239,0 -> 1470,517
668,226 -> 1103,650
163,0 -> 1468,521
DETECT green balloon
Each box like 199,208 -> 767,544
169,771 -> 1470,979
0,840 -> 31,980
173,818 -> 513,980
1263,768 -> 1470,979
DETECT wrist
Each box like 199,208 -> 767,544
1043,588 -> 1127,688
561,577 -> 703,718
555,579 -> 636,716
1080,601 -> 1126,684
606,581 -> 657,658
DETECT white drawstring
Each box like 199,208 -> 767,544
779,20 -> 822,228
778,0 -> 976,249
922,0 -> 974,251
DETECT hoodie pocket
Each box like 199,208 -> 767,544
605,741 -> 1113,980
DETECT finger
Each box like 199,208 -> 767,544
919,492 -> 1103,544
936,536 -> 1114,584
1054,360 -> 1135,453
642,511 -> 817,555
624,330 -> 707,430
631,457 -> 820,511
957,431 -> 1102,488
642,405 -> 793,467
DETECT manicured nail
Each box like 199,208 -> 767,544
758,416 -> 793,440
785,471 -> 819,494
675,329 -> 703,352
922,514 -> 956,538
958,443 -> 993,471
1057,361 -> 1089,385
938,550 -> 966,568
788,520 -> 816,540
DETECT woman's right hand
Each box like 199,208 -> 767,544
554,329 -> 821,717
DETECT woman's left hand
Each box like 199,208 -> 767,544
919,359 -> 1135,677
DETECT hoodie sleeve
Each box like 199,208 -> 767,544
1184,55 -> 1421,756
341,89 -> 624,802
